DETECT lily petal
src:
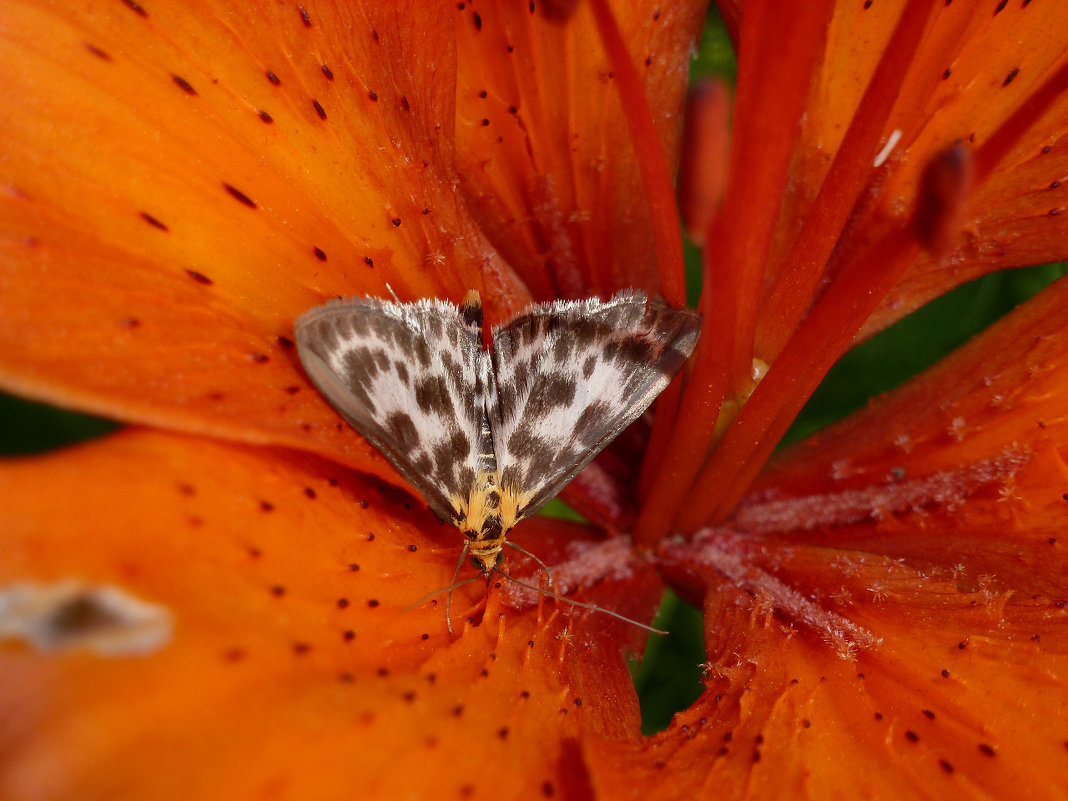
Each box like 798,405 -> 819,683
0,429 -> 661,798
0,1 -> 513,476
599,530 -> 1068,800
452,0 -> 705,303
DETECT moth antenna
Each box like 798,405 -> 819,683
400,541 -> 477,634
496,572 -> 667,635
400,573 -> 482,616
503,540 -> 554,589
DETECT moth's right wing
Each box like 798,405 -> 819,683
488,290 -> 701,526
295,296 -> 491,525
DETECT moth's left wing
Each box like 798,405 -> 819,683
488,290 -> 701,526
295,295 -> 492,525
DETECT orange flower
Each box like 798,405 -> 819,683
2,2 -> 1067,800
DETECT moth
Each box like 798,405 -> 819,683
295,289 -> 701,628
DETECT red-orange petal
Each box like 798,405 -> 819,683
766,0 -> 1068,342
0,1 -> 520,476
599,530 -> 1068,799
451,0 -> 706,304
754,271 -> 1068,507
0,430 -> 662,799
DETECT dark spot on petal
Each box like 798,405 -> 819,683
365,256 -> 374,267
223,183 -> 257,208
312,98 -> 327,119
271,585 -> 286,597
277,335 -> 295,349
141,212 -> 168,231
222,647 -> 246,662
979,743 -> 996,757
368,599 -> 380,608
299,6 -> 312,25
938,759 -> 954,774
994,0 -> 1008,12
321,64 -> 334,80
343,630 -> 355,642
313,246 -> 327,261
258,109 -> 273,123
186,269 -> 213,285
284,385 -> 300,395
473,11 -> 482,28
922,709 -> 935,720
391,217 -> 402,227
266,70 -> 281,85
121,317 -> 141,329
1003,67 -> 1019,86
368,90 -> 378,102
293,642 -> 311,655
905,730 -> 919,743
336,597 -> 349,609
172,74 -> 196,94
943,68 -> 952,80
84,43 -> 111,60
260,500 -> 275,512
304,487 -> 317,499
941,669 -> 950,678
541,781 -> 554,797
348,563 -> 360,571
479,89 -> 488,99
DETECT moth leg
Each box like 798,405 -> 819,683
445,540 -> 470,635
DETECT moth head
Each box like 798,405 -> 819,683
465,517 -> 506,574
469,549 -> 504,574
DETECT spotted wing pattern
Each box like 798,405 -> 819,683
295,296 -> 491,525
487,290 -> 702,526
